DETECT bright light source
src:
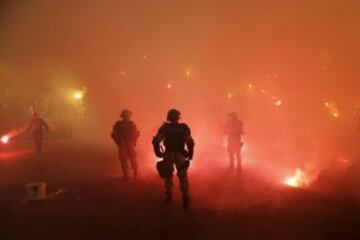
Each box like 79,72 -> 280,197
247,83 -> 253,89
284,168 -> 308,188
166,83 -> 172,89
283,168 -> 317,188
73,90 -> 84,100
275,100 -> 282,106
185,70 -> 191,78
1,135 -> 9,144
227,93 -> 233,99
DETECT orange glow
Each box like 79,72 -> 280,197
324,100 -> 340,118
227,92 -> 233,99
275,100 -> 282,106
166,83 -> 172,89
73,90 -> 84,100
1,135 -> 9,144
284,168 -> 311,188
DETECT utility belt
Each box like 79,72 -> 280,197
164,149 -> 189,158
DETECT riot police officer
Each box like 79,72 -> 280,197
224,112 -> 244,173
152,109 -> 194,208
111,109 -> 140,180
26,112 -> 49,153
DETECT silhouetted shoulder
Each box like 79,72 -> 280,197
180,123 -> 191,135
158,122 -> 170,132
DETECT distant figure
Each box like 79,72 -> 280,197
152,109 -> 194,208
224,112 -> 244,173
111,109 -> 140,180
26,112 -> 49,153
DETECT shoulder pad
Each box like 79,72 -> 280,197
180,123 -> 190,130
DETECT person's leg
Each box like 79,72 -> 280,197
235,150 -> 242,173
118,146 -> 128,180
228,149 -> 235,171
34,135 -> 42,153
163,153 -> 175,203
175,153 -> 190,208
127,146 -> 138,178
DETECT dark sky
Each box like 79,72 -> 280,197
1,0 -> 360,133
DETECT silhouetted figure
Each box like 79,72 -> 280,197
152,109 -> 194,208
26,112 -> 49,153
111,109 -> 140,180
224,112 -> 244,173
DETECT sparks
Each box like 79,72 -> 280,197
284,168 -> 311,188
324,100 -> 340,118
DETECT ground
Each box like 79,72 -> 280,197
0,139 -> 359,240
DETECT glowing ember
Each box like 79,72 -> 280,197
1,135 -> 9,144
284,168 -> 310,188
275,100 -> 282,106
324,100 -> 340,118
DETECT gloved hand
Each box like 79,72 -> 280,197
155,150 -> 164,158
152,137 -> 164,158
185,160 -> 190,169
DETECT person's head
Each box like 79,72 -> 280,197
167,109 -> 181,123
228,112 -> 239,121
120,109 -> 132,120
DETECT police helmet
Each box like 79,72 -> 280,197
167,109 -> 181,122
120,109 -> 132,119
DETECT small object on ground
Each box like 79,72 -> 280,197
26,182 -> 46,201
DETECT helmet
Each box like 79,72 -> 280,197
167,109 -> 181,122
228,112 -> 238,120
120,109 -> 132,119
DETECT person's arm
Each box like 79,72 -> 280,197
42,119 -> 50,132
132,122 -> 140,141
152,124 -> 166,158
111,122 -> 123,145
185,125 -> 195,160
240,121 -> 245,134
25,120 -> 33,132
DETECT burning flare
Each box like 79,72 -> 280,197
1,135 -> 10,144
284,168 -> 312,188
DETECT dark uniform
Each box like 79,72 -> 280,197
111,109 -> 140,179
224,112 -> 244,172
26,114 -> 49,153
152,109 -> 194,208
